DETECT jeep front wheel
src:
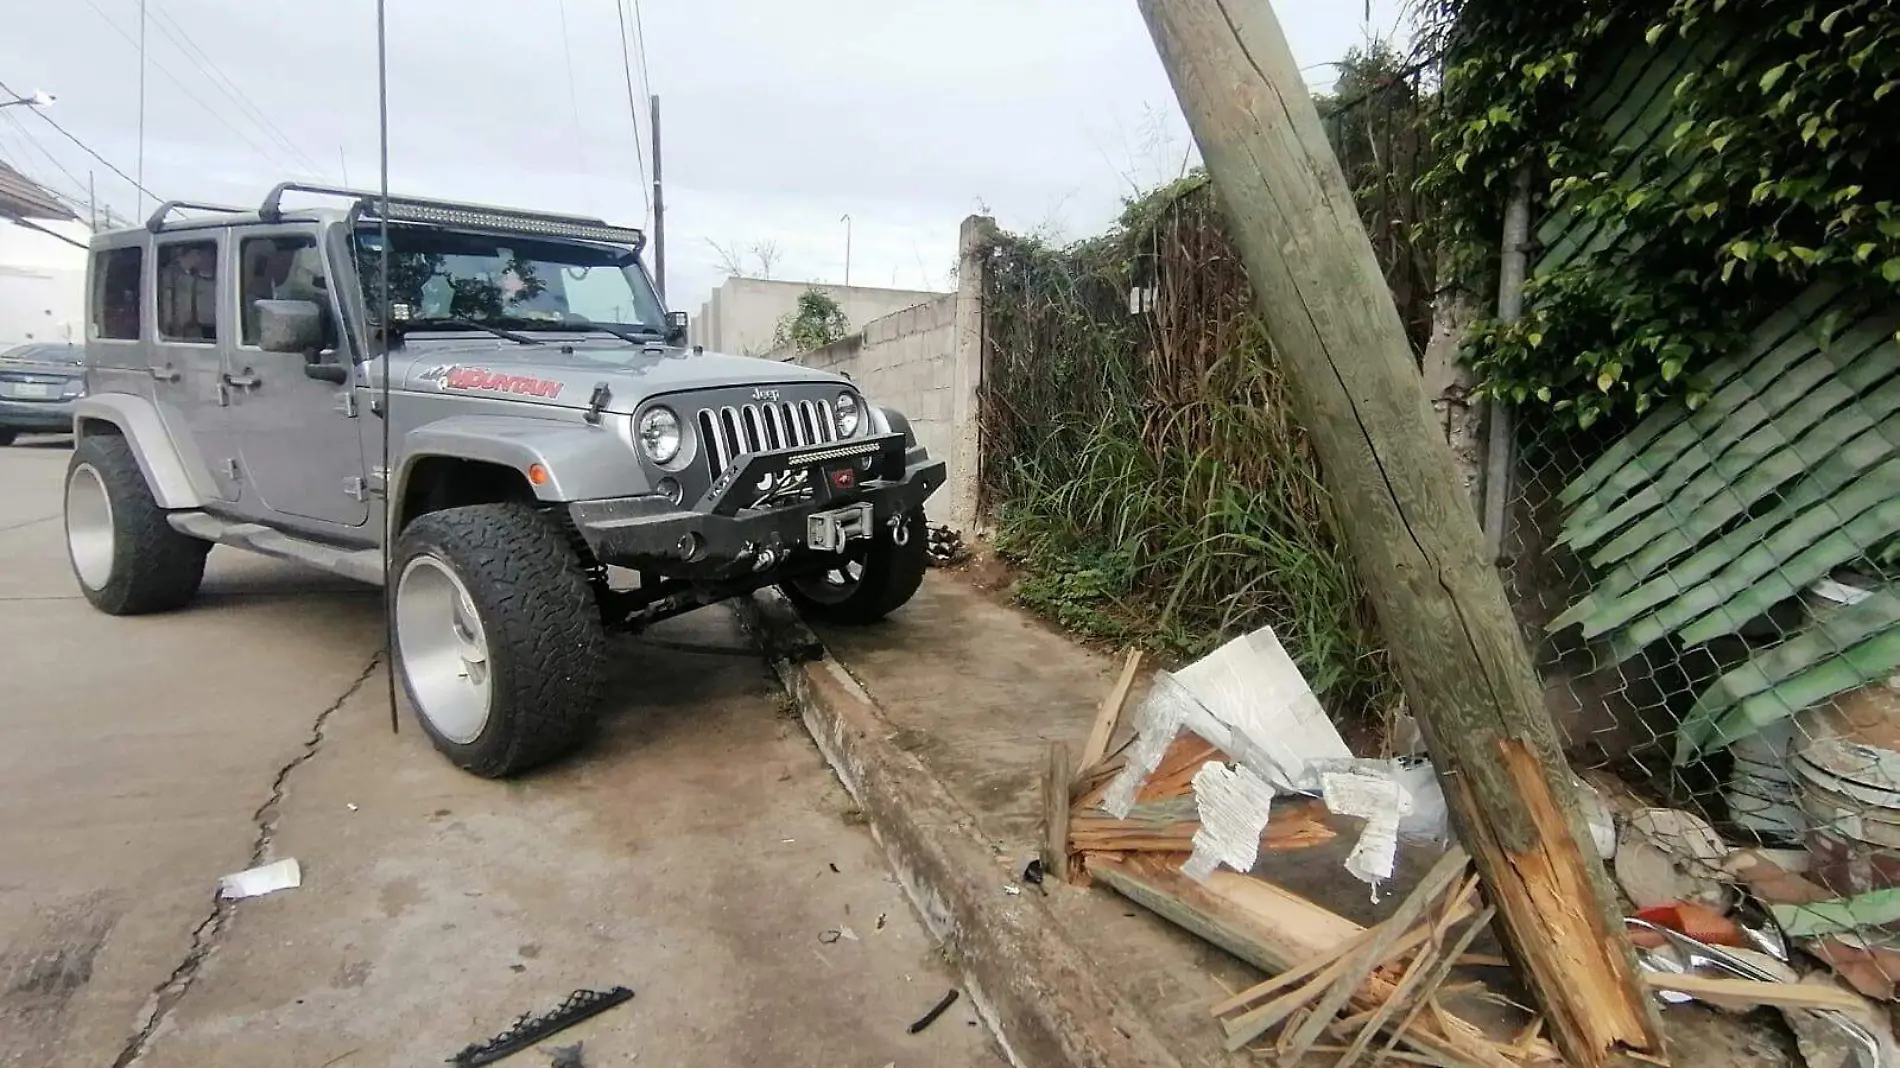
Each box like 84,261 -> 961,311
781,507 -> 928,625
65,433 -> 209,614
393,504 -> 606,778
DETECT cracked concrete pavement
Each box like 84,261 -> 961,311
0,437 -> 1001,1068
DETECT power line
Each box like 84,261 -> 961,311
0,76 -> 159,203
145,1 -> 328,177
613,0 -> 651,218
0,111 -> 89,199
631,0 -> 653,104
555,0 -> 588,169
78,0 -> 301,177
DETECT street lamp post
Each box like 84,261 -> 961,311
0,90 -> 54,110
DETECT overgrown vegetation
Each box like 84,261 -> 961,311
1421,0 -> 1900,428
981,177 -> 1396,722
773,288 -> 849,353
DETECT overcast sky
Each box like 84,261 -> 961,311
0,0 -> 1409,314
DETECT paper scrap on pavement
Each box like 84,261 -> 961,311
1322,769 -> 1413,894
218,858 -> 301,900
1183,761 -> 1277,882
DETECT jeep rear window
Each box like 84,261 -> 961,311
91,246 -> 143,341
354,226 -> 665,339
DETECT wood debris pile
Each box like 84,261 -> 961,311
1047,643 -> 1895,1067
1042,648 -> 1555,1067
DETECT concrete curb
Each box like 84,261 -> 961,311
736,590 -> 1184,1068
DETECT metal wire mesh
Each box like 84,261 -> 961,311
1498,387 -> 1900,990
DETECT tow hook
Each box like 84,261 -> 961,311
888,514 -> 910,546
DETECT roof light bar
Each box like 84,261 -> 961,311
361,200 -> 646,246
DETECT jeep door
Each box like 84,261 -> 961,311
150,233 -> 242,501
224,227 -> 369,528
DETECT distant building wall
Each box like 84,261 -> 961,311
789,217 -> 992,533
690,277 -> 945,357
0,220 -> 88,348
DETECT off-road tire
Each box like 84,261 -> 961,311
65,433 -> 208,614
0,430 -> 17,446
393,503 -> 606,778
781,507 -> 928,625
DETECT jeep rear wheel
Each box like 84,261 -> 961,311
393,503 -> 605,778
781,507 -> 928,625
65,433 -> 209,614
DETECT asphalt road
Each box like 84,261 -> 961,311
0,434 -> 998,1068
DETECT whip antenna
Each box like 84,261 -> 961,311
376,0 -> 398,733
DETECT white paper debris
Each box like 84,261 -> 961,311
1003,884 -> 1022,896
1322,770 -> 1413,893
1101,672 -> 1196,818
1171,626 -> 1350,793
1183,762 -> 1277,882
218,858 -> 301,900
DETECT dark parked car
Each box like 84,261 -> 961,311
0,342 -> 84,444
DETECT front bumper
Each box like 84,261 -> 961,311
568,432 -> 944,576
0,399 -> 77,432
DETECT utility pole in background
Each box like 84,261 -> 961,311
841,213 -> 852,286
649,94 -> 666,303
1132,3 -> 1665,1067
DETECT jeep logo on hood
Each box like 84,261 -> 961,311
750,387 -> 780,403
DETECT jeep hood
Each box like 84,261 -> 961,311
381,337 -> 846,413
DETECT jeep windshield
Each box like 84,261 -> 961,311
354,225 -> 667,343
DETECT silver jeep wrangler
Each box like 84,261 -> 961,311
64,184 -> 942,776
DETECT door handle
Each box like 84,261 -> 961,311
149,365 -> 181,383
223,370 -> 261,389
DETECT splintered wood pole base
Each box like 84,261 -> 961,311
1130,2 -> 1667,1065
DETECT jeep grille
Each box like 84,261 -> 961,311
698,399 -> 840,479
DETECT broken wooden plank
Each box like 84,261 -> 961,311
1043,741 -> 1071,883
1086,853 -> 1526,1068
1348,904 -> 1498,1068
1280,848 -> 1472,1063
1641,973 -> 1869,1012
1210,923 -> 1381,1017
1221,895 -> 1480,1052
1077,649 -> 1144,775
1069,798 -> 1336,854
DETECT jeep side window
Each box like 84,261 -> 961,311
239,235 -> 336,351
155,241 -> 220,343
91,247 -> 143,341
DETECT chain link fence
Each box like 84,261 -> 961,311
1492,312 -> 1900,989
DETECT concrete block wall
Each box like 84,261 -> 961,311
800,294 -> 961,525
792,217 -> 993,534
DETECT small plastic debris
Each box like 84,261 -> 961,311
546,1042 -> 584,1068
1003,884 -> 1022,896
906,989 -> 960,1034
218,858 -> 301,900
781,838 -> 795,844
448,987 -> 633,1068
818,929 -> 842,945
346,803 -> 359,812
838,925 -> 859,942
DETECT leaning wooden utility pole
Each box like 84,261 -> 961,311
1133,4 -> 1666,1067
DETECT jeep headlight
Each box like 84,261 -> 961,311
637,406 -> 682,464
835,391 -> 861,436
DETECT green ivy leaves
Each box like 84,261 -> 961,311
1429,0 -> 1900,428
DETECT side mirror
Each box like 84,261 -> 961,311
664,310 -> 689,345
257,299 -> 325,354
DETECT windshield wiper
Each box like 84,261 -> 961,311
560,317 -> 664,346
419,318 -> 544,345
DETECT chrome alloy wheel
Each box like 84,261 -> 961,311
65,462 -> 115,591
396,554 -> 492,743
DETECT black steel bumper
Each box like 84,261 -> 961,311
568,432 -> 944,575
